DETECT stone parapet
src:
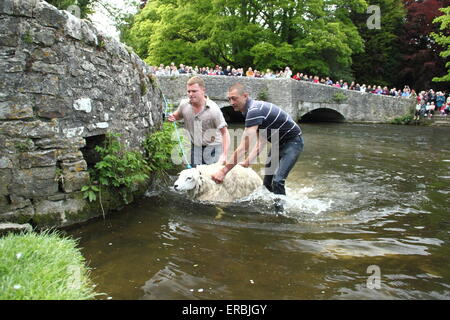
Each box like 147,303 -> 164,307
156,75 -> 415,123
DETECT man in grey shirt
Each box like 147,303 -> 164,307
168,76 -> 230,167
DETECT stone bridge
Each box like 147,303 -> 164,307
156,75 -> 415,123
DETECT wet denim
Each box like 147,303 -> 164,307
190,144 -> 222,168
263,135 -> 304,195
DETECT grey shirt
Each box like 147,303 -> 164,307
176,97 -> 227,147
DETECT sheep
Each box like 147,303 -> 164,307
173,163 -> 263,203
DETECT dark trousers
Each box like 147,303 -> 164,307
263,135 -> 304,195
190,144 -> 221,168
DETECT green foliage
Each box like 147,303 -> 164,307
45,0 -> 96,19
142,122 -> 180,178
84,133 -> 150,204
432,7 -> 450,83
15,139 -> 33,152
122,0 -> 367,79
332,92 -> 348,103
22,31 -> 34,44
0,231 -> 97,300
257,89 -> 269,101
391,114 -> 413,125
81,184 -> 99,202
350,0 -> 406,86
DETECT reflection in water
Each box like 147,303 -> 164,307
67,123 -> 450,300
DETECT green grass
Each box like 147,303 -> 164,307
0,231 -> 97,300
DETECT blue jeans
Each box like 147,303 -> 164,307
263,135 -> 304,195
190,144 -> 222,168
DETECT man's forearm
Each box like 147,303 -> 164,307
220,127 -> 230,159
244,137 -> 266,165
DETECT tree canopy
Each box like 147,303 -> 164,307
45,0 -> 450,90
431,6 -> 450,82
350,0 -> 406,87
396,0 -> 449,90
123,0 -> 368,80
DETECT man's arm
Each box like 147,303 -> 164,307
239,130 -> 267,167
212,125 -> 259,183
167,110 -> 182,122
217,126 -> 230,165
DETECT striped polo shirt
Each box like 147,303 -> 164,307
243,98 -> 302,144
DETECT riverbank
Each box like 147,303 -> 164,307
0,231 -> 97,300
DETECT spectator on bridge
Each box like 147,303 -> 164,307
223,66 -> 232,76
445,96 -> 450,115
414,102 -> 422,120
283,67 -> 293,78
169,64 -> 179,76
436,91 -> 445,111
178,64 -> 187,74
427,102 -> 436,118
292,72 -> 302,81
264,69 -> 276,78
401,88 -> 411,97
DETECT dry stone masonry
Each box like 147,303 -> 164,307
157,75 -> 415,123
0,0 -> 163,229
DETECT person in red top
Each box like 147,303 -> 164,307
292,72 -> 302,81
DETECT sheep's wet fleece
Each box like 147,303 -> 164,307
174,164 -> 262,203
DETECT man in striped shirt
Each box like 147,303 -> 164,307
212,83 -> 304,196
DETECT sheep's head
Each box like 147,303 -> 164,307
174,168 -> 200,192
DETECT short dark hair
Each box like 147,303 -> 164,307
228,82 -> 248,95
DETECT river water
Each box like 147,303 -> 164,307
67,123 -> 450,300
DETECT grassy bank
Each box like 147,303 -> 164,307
0,231 -> 96,300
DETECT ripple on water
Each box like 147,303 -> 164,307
270,237 -> 442,259
141,261 -> 229,300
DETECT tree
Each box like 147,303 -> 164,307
396,0 -> 449,90
431,6 -> 450,82
350,0 -> 406,86
122,0 -> 368,80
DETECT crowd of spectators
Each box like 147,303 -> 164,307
414,90 -> 450,119
151,62 -> 450,117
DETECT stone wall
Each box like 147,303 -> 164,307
157,75 -> 415,123
0,0 -> 163,229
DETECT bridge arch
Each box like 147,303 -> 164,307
299,108 -> 346,123
221,105 -> 245,123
